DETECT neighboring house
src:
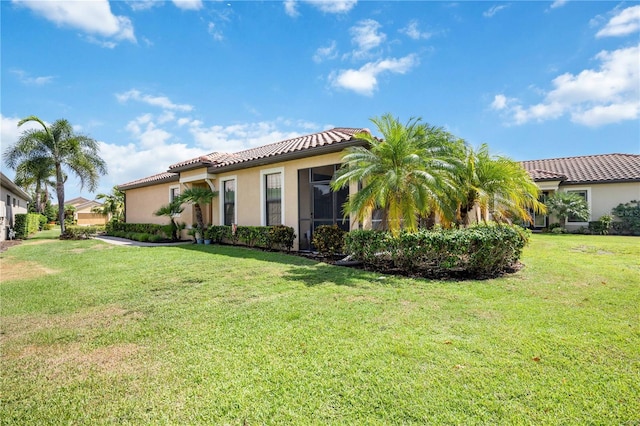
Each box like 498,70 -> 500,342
521,153 -> 640,230
0,172 -> 32,241
119,128 -> 370,250
66,197 -> 108,225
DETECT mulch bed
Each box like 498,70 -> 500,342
0,240 -> 22,253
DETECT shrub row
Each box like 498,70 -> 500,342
106,221 -> 172,239
611,200 -> 640,235
205,225 -> 296,251
61,225 -> 105,240
110,231 -> 166,243
344,224 -> 530,279
312,224 -> 346,256
13,213 -> 45,239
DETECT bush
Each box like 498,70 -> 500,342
206,226 -> 230,243
312,225 -> 346,256
236,226 -> 269,247
268,225 -> 296,252
345,224 -> 530,279
588,215 -> 613,235
106,222 -> 168,238
61,225 -> 104,240
13,213 -> 42,239
611,200 -> 640,236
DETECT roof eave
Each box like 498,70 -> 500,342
118,174 -> 180,191
206,138 -> 369,174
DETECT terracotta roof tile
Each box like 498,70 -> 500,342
521,153 -> 640,184
118,172 -> 179,190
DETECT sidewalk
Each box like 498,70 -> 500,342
95,235 -> 193,248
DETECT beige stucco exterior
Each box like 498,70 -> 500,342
1,173 -> 31,241
122,151 -> 360,249
535,181 -> 640,230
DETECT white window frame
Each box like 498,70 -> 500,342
169,185 -> 181,217
260,167 -> 285,226
564,187 -> 591,224
219,175 -> 237,226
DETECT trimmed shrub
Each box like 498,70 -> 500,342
268,225 -> 296,252
106,222 -> 167,237
236,226 -> 269,248
345,224 -> 530,279
588,215 -> 613,235
13,213 -> 42,239
61,225 -> 104,240
611,200 -> 640,236
312,225 -> 346,256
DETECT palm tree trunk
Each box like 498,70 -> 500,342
56,164 -> 65,234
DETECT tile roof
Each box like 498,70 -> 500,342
118,171 -> 179,190
168,127 -> 370,172
521,153 -> 640,184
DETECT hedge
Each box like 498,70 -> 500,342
61,225 -> 105,240
344,224 -> 530,279
204,225 -> 295,251
13,213 -> 44,239
106,221 -> 168,238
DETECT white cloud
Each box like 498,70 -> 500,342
284,0 -> 357,17
208,22 -> 224,41
493,44 -> 640,126
1,115 -> 46,155
483,4 -> 509,18
350,19 -> 386,59
10,69 -> 54,86
284,0 -> 298,17
400,20 -> 433,40
172,0 -> 203,11
596,5 -> 640,38
329,54 -> 419,96
550,0 -> 568,9
116,89 -> 194,112
12,0 -> 136,44
313,41 -> 338,63
127,0 -> 160,12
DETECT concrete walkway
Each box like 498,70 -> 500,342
95,235 -> 193,248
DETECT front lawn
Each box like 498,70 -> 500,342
1,232 -> 638,424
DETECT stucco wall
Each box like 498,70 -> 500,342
560,181 -> 640,230
1,185 -> 30,241
124,181 -> 193,227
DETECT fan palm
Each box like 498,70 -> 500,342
454,144 -> 545,225
546,191 -> 589,225
331,114 -> 461,235
3,116 -> 107,233
177,186 -> 218,235
154,200 -> 185,241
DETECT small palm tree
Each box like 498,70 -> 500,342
546,192 -> 589,225
454,144 -> 546,225
94,186 -> 125,221
177,186 -> 218,236
154,200 -> 184,241
3,116 -> 107,233
331,114 -> 461,235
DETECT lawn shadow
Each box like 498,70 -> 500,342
176,243 -> 373,287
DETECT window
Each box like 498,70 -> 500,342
12,197 -> 16,207
265,173 -> 282,226
169,186 -> 180,202
222,178 -> 236,226
567,189 -> 589,222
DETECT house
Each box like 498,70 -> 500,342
119,128 -> 370,250
0,172 -> 32,241
65,197 -> 108,225
521,153 -> 640,230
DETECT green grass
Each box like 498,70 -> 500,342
1,231 -> 638,425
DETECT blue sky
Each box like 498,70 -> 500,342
2,0 -> 639,200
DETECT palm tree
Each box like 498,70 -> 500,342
3,116 -> 107,233
177,186 -> 218,236
13,156 -> 57,214
331,114 -> 461,235
93,186 -> 125,221
546,191 -> 589,226
154,200 -> 184,241
454,144 -> 545,225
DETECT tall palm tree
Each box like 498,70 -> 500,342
177,186 -> 218,235
454,144 -> 545,225
93,186 -> 125,221
331,114 -> 461,235
13,156 -> 57,214
3,115 -> 107,233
